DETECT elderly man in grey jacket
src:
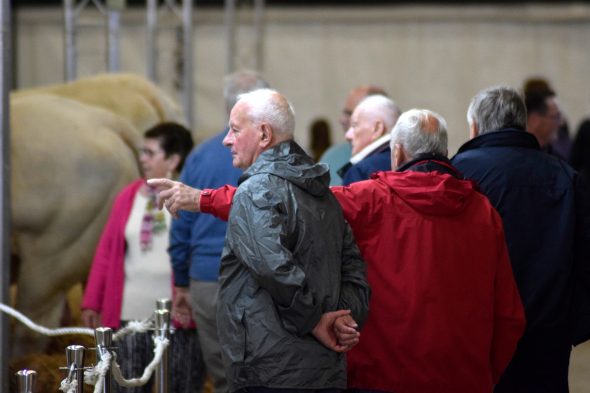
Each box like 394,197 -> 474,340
152,89 -> 370,393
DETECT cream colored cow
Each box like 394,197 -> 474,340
13,73 -> 183,133
10,74 -> 184,355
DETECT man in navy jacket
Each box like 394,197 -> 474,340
338,94 -> 401,185
452,85 -> 590,393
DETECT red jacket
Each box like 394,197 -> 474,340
200,166 -> 525,393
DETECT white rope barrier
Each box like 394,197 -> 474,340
111,336 -> 169,387
59,378 -> 78,393
0,303 -> 94,337
84,350 -> 113,393
80,336 -> 169,392
113,319 -> 152,341
2,301 -> 168,392
0,302 -> 152,340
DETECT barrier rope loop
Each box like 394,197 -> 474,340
2,302 -> 168,392
0,303 -> 94,336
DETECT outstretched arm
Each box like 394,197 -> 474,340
147,178 -> 236,220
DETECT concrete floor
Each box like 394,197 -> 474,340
570,340 -> 590,392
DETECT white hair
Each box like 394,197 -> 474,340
237,88 -> 295,137
356,94 -> 401,131
390,109 -> 448,158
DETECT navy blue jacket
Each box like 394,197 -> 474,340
452,129 -> 590,393
169,130 -> 242,285
341,146 -> 391,186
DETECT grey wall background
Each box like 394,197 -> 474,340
14,4 -> 590,155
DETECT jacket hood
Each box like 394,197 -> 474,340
241,140 -> 330,197
374,169 -> 477,216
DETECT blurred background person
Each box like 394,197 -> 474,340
523,77 -> 571,161
320,85 -> 387,185
81,122 -> 204,393
570,118 -> 590,180
309,117 -> 332,162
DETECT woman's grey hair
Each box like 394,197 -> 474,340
390,109 -> 448,157
224,70 -> 269,116
238,88 -> 295,137
467,85 -> 527,135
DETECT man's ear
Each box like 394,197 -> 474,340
393,143 -> 406,169
259,123 -> 273,148
469,121 -> 479,140
373,120 -> 386,139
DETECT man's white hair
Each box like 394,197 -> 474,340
390,109 -> 448,158
237,88 -> 295,137
355,94 -> 401,131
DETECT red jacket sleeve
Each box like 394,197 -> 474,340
490,210 -> 526,382
200,185 -> 237,221
202,185 -> 362,225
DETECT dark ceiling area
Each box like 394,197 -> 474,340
12,0 -> 576,8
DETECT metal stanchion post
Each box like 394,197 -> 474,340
154,309 -> 170,393
15,369 -> 36,393
156,298 -> 172,312
65,345 -> 86,393
95,327 -> 113,393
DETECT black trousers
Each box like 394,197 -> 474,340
112,327 -> 206,393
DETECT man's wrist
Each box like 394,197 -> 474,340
194,189 -> 201,211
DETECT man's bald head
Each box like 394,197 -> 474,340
340,85 -> 388,132
345,95 -> 401,155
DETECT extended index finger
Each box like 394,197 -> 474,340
147,178 -> 176,190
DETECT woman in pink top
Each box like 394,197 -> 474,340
82,123 -> 204,393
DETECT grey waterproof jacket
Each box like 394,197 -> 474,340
217,140 -> 370,392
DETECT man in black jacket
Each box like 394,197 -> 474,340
154,88 -> 370,393
452,85 -> 590,393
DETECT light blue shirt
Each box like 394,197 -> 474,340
319,142 -> 351,186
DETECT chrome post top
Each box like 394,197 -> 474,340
16,369 -> 37,393
155,298 -> 172,311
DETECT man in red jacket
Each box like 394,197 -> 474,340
150,108 -> 525,393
